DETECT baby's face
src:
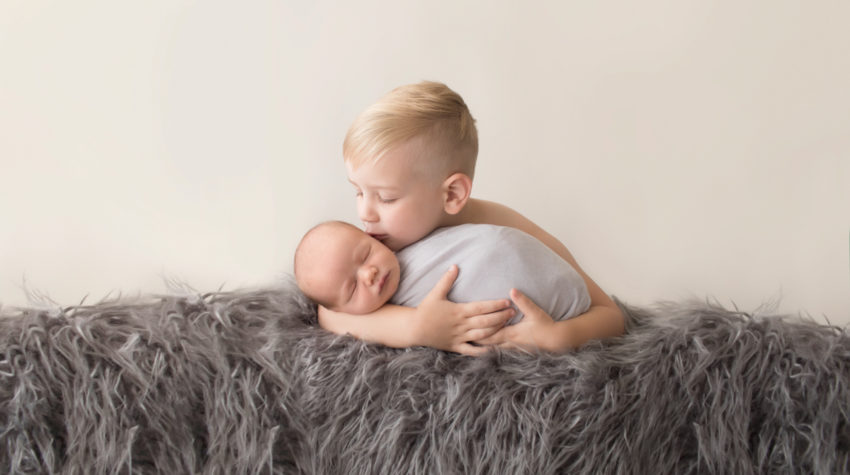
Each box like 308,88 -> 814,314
301,224 -> 400,314
346,137 -> 447,251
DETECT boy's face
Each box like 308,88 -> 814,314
300,224 -> 400,315
346,138 -> 447,251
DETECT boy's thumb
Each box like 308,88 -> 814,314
428,265 -> 459,299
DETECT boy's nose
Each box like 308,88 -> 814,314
357,198 -> 378,223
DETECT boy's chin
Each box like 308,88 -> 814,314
370,234 -> 402,251
379,237 -> 402,252
385,239 -> 412,252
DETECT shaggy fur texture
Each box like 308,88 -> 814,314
1,279 -> 848,474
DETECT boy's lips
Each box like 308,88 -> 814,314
368,233 -> 388,242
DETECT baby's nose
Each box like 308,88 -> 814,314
359,265 -> 378,285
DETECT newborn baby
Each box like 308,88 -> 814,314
294,221 -> 590,324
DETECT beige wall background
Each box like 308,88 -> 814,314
1,1 -> 848,324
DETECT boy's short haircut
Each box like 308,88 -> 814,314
343,81 -> 479,179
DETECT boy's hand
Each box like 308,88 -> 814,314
475,288 -> 574,353
413,265 -> 515,356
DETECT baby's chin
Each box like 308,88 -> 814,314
342,299 -> 388,316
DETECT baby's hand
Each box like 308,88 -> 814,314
475,288 -> 566,352
413,265 -> 515,356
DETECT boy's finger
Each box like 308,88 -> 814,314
466,308 -> 513,330
463,327 -> 502,345
455,342 -> 490,357
463,299 -> 512,318
510,288 -> 543,314
426,265 -> 459,299
474,327 -> 510,346
464,323 -> 502,341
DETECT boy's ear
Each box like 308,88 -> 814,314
442,173 -> 472,215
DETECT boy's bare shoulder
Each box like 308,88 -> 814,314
457,198 -> 538,229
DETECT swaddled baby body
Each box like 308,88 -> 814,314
392,224 -> 590,324
295,221 -> 590,324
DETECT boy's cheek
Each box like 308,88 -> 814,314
384,239 -> 405,252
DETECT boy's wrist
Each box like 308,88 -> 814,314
549,305 -> 624,351
398,322 -> 419,348
548,319 -> 584,352
406,306 -> 435,348
383,307 -> 421,348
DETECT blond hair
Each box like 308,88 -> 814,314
343,81 -> 478,179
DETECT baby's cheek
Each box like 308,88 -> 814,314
389,273 -> 400,296
367,297 -> 385,314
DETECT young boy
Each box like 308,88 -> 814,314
294,220 -> 591,328
318,81 -> 624,355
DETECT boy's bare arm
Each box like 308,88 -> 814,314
318,265 -> 515,356
318,304 -> 417,347
456,198 -> 625,349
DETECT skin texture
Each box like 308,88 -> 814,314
297,222 -> 400,315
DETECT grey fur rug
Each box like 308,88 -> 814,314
1,279 -> 848,474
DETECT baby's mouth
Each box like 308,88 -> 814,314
378,272 -> 389,293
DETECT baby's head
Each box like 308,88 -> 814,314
343,81 -> 478,251
294,221 -> 400,315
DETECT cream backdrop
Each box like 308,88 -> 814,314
1,1 -> 848,324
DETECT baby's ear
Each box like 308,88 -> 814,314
442,173 -> 472,215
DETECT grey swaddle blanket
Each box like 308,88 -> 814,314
391,224 -> 591,324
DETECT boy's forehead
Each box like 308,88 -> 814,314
345,158 -> 409,187
347,143 -> 442,187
